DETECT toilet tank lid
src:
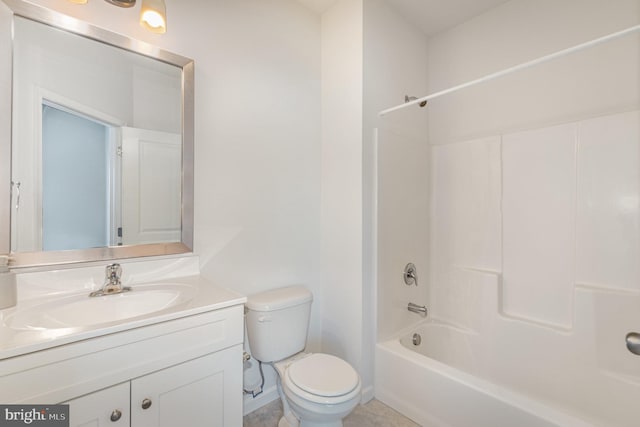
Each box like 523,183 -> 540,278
246,286 -> 313,312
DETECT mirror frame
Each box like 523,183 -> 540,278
0,0 -> 194,268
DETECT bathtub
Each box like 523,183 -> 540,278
375,321 -> 596,427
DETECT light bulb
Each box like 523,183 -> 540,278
141,10 -> 165,29
140,0 -> 166,34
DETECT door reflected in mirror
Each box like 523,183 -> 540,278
42,104 -> 113,251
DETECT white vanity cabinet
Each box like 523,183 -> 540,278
0,304 -> 244,427
66,382 -> 131,426
130,348 -> 240,427
66,347 -> 240,427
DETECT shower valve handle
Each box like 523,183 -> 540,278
403,263 -> 418,286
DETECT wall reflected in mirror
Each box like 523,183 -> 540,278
10,15 -> 183,253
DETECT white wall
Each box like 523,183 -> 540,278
425,0 -> 639,424
427,0 -> 640,144
318,0 -> 431,402
363,0 -> 429,343
187,0 -> 322,409
23,0 -> 323,413
319,0 -> 431,401
319,0 -> 363,375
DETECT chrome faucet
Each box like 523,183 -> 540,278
407,302 -> 427,316
89,263 -> 131,297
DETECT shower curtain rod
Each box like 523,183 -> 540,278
378,24 -> 640,117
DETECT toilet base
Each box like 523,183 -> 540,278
275,371 -> 348,427
282,386 -> 353,427
277,407 -> 300,427
279,416 -> 343,427
273,354 -> 360,427
278,415 -> 297,427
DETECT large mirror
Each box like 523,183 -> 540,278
0,0 -> 194,267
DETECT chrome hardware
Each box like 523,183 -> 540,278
408,302 -> 427,316
106,263 -> 122,285
403,263 -> 418,286
104,0 -> 137,8
141,398 -> 152,410
89,263 -> 131,297
243,351 -> 251,362
110,409 -> 122,422
626,332 -> 640,356
412,333 -> 422,346
404,95 -> 427,107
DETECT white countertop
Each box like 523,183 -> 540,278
0,274 -> 246,360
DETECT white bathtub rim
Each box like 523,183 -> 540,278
377,339 -> 596,427
384,317 -> 478,343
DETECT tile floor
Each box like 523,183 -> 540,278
243,398 -> 420,427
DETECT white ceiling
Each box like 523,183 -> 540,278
385,0 -> 510,36
295,0 -> 340,14
296,0 -> 510,36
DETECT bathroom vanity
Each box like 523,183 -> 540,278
0,260 -> 246,427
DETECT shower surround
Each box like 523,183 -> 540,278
376,110 -> 640,427
373,1 -> 640,426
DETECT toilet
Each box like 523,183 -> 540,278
245,286 -> 361,427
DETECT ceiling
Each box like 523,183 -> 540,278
295,0 -> 340,14
296,0 -> 510,36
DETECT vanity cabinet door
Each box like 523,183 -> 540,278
65,382 -> 130,427
131,345 -> 242,427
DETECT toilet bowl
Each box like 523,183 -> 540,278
245,286 -> 362,427
275,353 -> 362,427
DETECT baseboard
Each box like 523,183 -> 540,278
361,384 -> 375,403
242,384 -> 280,416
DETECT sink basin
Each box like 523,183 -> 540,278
4,284 -> 196,330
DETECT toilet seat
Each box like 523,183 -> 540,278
288,353 -> 359,397
282,353 -> 361,405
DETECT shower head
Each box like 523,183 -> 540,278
404,95 -> 427,108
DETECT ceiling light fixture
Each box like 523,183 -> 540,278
67,0 -> 167,34
104,0 -> 136,7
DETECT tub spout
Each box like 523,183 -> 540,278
408,302 -> 427,316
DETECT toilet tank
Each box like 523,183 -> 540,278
245,286 -> 313,363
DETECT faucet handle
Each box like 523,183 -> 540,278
105,263 -> 122,281
90,263 -> 130,297
403,263 -> 418,286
